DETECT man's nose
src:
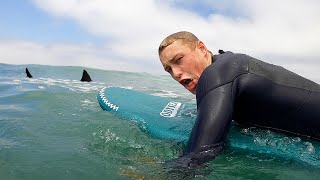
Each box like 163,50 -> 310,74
172,67 -> 182,80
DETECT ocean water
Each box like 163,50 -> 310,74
0,63 -> 319,180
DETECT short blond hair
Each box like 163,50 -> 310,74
158,31 -> 199,56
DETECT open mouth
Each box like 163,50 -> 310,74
182,79 -> 192,86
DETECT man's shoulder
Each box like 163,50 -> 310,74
196,51 -> 249,100
214,51 -> 252,63
206,51 -> 249,77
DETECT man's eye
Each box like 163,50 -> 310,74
176,57 -> 182,64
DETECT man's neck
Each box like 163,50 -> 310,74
207,50 -> 214,65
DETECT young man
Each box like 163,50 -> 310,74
158,31 -> 320,166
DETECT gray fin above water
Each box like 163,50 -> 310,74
80,69 -> 92,82
26,68 -> 33,78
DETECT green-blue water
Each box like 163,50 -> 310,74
0,63 -> 319,179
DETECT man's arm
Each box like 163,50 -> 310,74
183,83 -> 235,165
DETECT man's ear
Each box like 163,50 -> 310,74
197,41 -> 208,58
197,41 -> 208,55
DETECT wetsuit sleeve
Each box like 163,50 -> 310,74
183,82 -> 234,165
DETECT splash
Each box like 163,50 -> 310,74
239,127 -> 320,166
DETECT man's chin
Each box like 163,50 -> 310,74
190,89 -> 196,95
183,84 -> 196,94
186,87 -> 196,95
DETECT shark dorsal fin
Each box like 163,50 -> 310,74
26,68 -> 33,78
80,69 -> 92,82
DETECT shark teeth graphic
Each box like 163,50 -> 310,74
98,87 -> 119,111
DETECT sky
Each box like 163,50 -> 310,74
0,0 -> 320,80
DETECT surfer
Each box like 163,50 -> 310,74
158,31 -> 320,166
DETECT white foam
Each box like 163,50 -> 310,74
22,77 -> 108,93
152,90 -> 181,98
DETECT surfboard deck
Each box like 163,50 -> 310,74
97,86 -> 196,142
97,87 -> 320,166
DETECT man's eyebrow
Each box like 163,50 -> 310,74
162,53 -> 181,70
167,54 -> 180,64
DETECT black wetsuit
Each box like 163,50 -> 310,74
183,51 -> 320,165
